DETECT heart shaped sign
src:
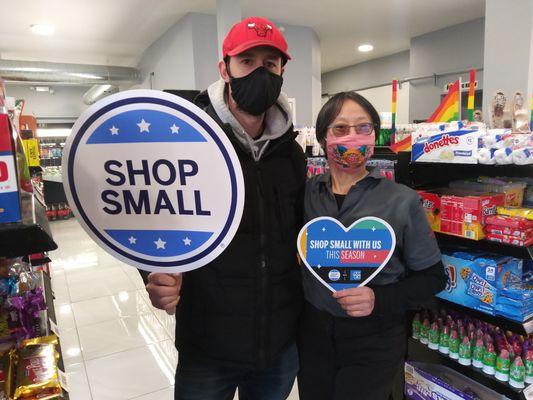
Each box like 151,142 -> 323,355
297,216 -> 396,292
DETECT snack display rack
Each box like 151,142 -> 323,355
393,151 -> 533,400
0,88 -> 69,398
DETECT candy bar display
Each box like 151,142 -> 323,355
418,175 -> 533,246
484,214 -> 533,248
411,308 -> 533,391
418,189 -> 504,240
0,258 -> 64,399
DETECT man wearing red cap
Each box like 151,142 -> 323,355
145,17 -> 306,400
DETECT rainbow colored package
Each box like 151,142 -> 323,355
438,252 -> 504,315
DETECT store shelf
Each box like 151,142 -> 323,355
43,175 -> 63,184
23,255 -> 52,267
408,337 -> 529,399
0,192 -> 57,258
411,162 -> 533,188
437,298 -> 533,335
372,146 -> 399,160
0,223 -> 57,257
41,271 -> 70,399
435,232 -> 533,259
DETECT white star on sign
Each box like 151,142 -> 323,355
128,236 -> 137,245
317,264 -> 321,269
170,124 -> 180,134
322,227 -> 326,232
371,226 -> 376,232
137,119 -> 151,133
154,238 -> 166,249
183,237 -> 192,246
110,126 -> 119,135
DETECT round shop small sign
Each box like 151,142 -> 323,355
63,90 -> 244,273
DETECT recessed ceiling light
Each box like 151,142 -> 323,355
358,44 -> 374,52
30,24 -> 55,36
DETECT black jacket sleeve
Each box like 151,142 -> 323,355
138,269 -> 150,285
370,260 -> 447,318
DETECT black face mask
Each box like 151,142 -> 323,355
229,66 -> 283,116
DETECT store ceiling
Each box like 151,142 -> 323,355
0,0 -> 485,73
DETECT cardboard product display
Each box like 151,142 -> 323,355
418,189 -> 505,240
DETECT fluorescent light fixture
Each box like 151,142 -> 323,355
37,128 -> 71,137
30,24 -> 55,36
34,86 -> 50,92
358,44 -> 374,52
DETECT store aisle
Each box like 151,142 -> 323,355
49,219 -> 299,400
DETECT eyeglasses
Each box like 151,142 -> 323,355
328,123 -> 375,136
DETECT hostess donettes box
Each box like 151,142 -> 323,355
411,122 -> 483,164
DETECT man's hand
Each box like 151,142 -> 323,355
146,273 -> 183,315
333,286 -> 375,317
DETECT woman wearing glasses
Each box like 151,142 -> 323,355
297,92 -> 447,400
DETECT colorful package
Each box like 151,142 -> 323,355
418,189 -> 505,240
485,225 -> 532,240
497,206 -> 533,221
449,178 -> 526,208
496,257 -> 524,290
438,253 -> 499,315
13,335 -> 61,400
486,232 -> 533,247
405,361 -> 506,400
411,123 -> 481,164
0,113 -> 21,223
438,251 -> 522,316
485,214 -> 533,230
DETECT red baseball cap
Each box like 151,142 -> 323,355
222,16 -> 291,61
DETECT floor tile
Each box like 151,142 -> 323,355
67,267 -> 136,302
59,328 -> 83,367
129,386 -> 174,400
64,362 -> 93,400
78,314 -> 170,360
55,303 -> 77,331
72,291 -> 152,327
86,340 -> 177,400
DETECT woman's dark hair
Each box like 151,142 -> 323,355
315,91 -> 381,144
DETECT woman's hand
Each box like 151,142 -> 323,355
333,286 -> 375,317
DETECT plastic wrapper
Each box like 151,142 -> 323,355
497,206 -> 533,221
7,289 -> 47,341
0,277 -> 17,297
486,232 -> 533,247
449,178 -> 526,208
485,224 -> 532,240
16,271 -> 38,294
13,335 -> 61,400
485,214 -> 533,230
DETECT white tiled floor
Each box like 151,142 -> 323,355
49,219 -> 299,400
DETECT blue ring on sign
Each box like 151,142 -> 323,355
67,97 -> 239,267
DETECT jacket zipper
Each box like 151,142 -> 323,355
255,164 -> 268,367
